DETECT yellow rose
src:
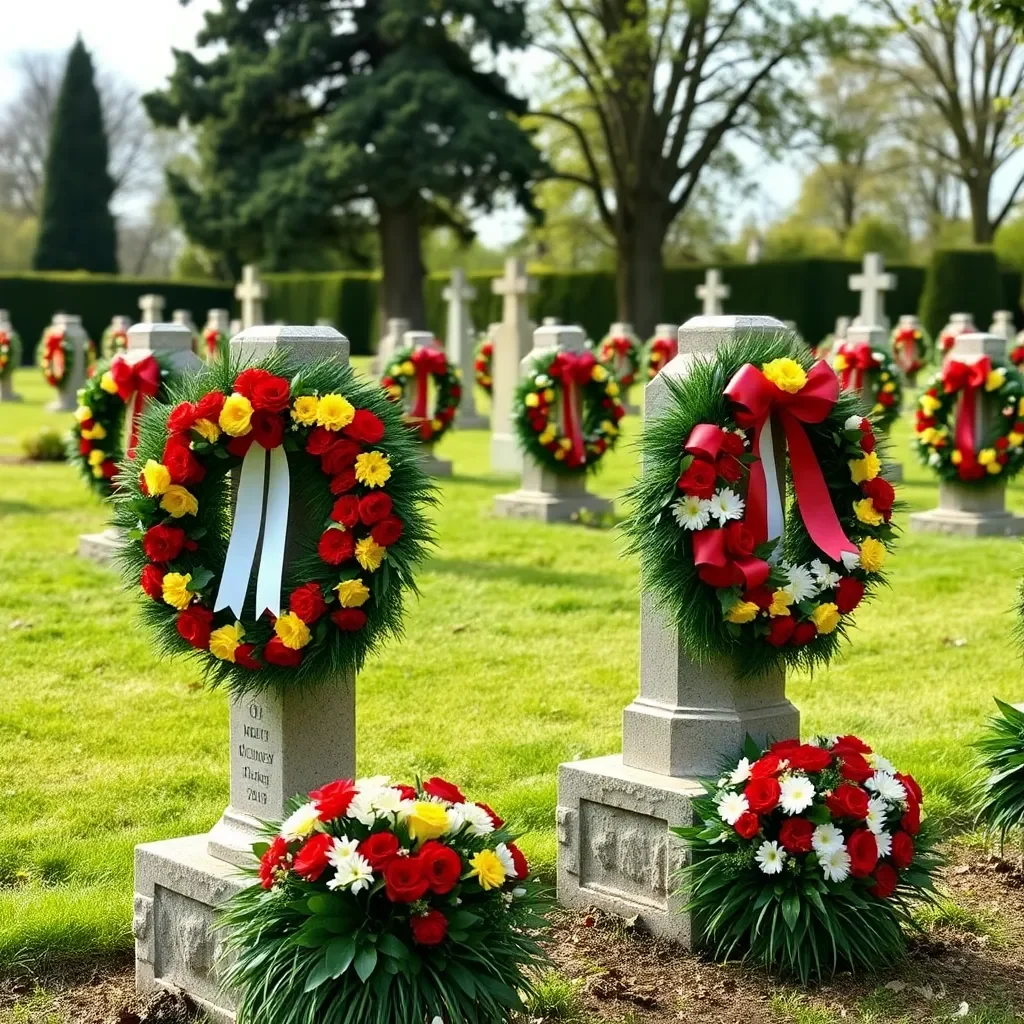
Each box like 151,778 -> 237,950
591,365 -> 608,383
336,578 -> 370,608
543,388 -> 555,402
769,589 -> 793,617
354,451 -> 392,488
88,449 -> 105,467
1010,432 -> 1024,448
81,422 -> 107,441
162,572 -> 193,610
849,450 -> 880,484
600,420 -> 618,436
853,497 -> 883,526
355,537 -> 387,572
399,360 -> 415,376
725,601 -> 759,624
469,849 -> 507,891
762,358 -> 807,394
987,461 -> 1003,475
142,460 -> 171,496
430,418 -> 443,431
880,372 -> 890,382
918,427 -> 936,446
74,405 -> 93,423
554,449 -> 566,460
387,385 -> 402,401
160,485 -> 199,519
317,393 -> 355,431
275,611 -> 311,650
985,370 -> 1006,392
1018,397 -> 1024,416
951,450 -> 963,465
407,802 -> 449,842
977,448 -> 996,466
871,403 -> 884,414
833,354 -> 849,372
194,418 -> 221,442
606,381 -> 620,397
558,437 -> 572,451
219,393 -> 254,436
99,372 -> 118,395
811,603 -> 841,634
291,395 -> 319,425
859,537 -> 886,573
882,382 -> 896,393
525,393 -> 540,408
919,394 -> 941,416
210,622 -> 245,662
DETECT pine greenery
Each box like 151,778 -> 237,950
974,698 -> 1024,846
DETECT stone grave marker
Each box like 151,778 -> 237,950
849,252 -> 895,332
203,309 -> 231,359
843,323 -> 903,483
990,310 -> 1016,343
400,330 -> 453,477
0,309 -> 22,402
47,314 -> 88,412
138,293 -> 165,323
696,268 -> 730,316
234,265 -> 267,329
372,317 -> 410,377
444,268 -> 486,428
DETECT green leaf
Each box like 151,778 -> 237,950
354,945 -> 378,983
377,934 -> 409,960
806,803 -> 832,825
186,567 -> 214,592
325,935 -> 356,978
251,842 -> 270,858
782,892 -> 800,931
302,951 -> 334,992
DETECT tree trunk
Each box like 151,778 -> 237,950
967,177 -> 994,244
615,207 -> 666,338
377,198 -> 427,328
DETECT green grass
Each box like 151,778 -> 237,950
3,364 -> 1024,970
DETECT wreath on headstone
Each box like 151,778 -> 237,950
623,333 -> 898,678
913,355 -> 1024,484
473,333 -> 494,394
113,356 -> 434,691
0,328 -> 21,380
513,347 -> 625,473
380,343 -> 460,444
890,323 -> 929,374
101,323 -> 130,359
598,329 -> 642,389
1010,331 -> 1024,367
203,326 -> 229,361
833,341 -> 903,432
39,325 -> 96,386
939,319 -> 975,356
644,330 -> 678,381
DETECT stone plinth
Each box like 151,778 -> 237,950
372,317 -> 410,376
78,527 -> 126,564
445,268 -> 487,428
402,331 -> 453,477
47,314 -> 89,412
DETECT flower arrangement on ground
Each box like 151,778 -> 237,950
220,774 -> 550,1024
644,327 -> 678,381
974,698 -> 1024,846
512,346 -> 625,474
598,327 -> 641,392
381,342 -> 460,444
113,353 -> 434,693
0,326 -> 21,382
678,735 -> 939,982
913,355 -> 1024,484
832,339 -> 903,432
473,333 -> 493,394
623,332 -> 898,678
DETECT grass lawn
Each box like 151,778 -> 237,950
2,361 -> 1024,975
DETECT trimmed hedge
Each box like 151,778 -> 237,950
0,272 -> 234,364
919,248 -> 1007,339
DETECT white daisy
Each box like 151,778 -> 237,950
865,796 -> 888,835
820,845 -> 851,883
875,830 -> 893,859
784,563 -> 819,602
396,798 -> 417,823
755,840 -> 787,875
812,823 -> 844,855
345,792 -> 378,827
327,852 -> 375,894
671,495 -> 712,530
779,775 -> 816,815
446,805 -> 467,834
729,757 -> 752,786
356,774 -> 391,791
461,803 -> 497,837
280,802 -> 321,841
716,791 -> 749,826
708,487 -> 745,524
844,414 -> 865,431
928,451 -> 942,467
809,559 -> 841,589
867,753 -> 896,776
840,550 -> 861,572
534,374 -> 551,388
866,772 -> 907,803
370,787 -> 406,815
328,835 -> 361,866
495,843 -> 518,879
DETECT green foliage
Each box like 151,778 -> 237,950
32,41 -> 117,274
19,427 -> 66,462
763,219 -> 843,260
974,698 -> 1024,845
843,217 -> 911,262
919,249 -> 1005,340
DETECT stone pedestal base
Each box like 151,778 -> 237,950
47,396 -> 76,412
882,462 -> 903,484
556,755 -> 703,943
490,432 -> 523,474
457,412 -> 489,430
910,480 -> 1024,537
135,835 -> 247,1024
494,487 -> 612,524
420,451 -> 453,477
0,380 -> 22,402
78,527 -> 125,565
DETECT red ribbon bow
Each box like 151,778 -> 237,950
835,340 -> 874,393
410,345 -> 449,420
943,355 -> 991,457
651,336 -> 678,364
204,328 -> 220,357
549,350 -> 596,469
110,353 -> 161,457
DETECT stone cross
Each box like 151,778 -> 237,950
46,314 -> 88,412
849,252 -> 896,330
172,309 -> 197,334
990,310 -> 1016,343
835,315 -> 851,340
491,258 -> 537,473
494,325 -> 613,523
234,264 -> 267,329
373,317 -> 410,376
138,294 -> 165,324
696,268 -> 730,316
444,268 -> 486,428
542,316 -> 561,326
0,309 -> 22,403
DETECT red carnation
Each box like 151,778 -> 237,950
396,784 -> 417,801
476,802 -> 504,829
168,401 -> 197,433
358,492 -> 393,526
410,909 -> 448,947
826,783 -> 869,820
330,468 -> 357,495
194,391 -> 226,422
309,778 -> 357,820
384,855 -> 430,903
786,744 -> 833,773
264,635 -> 302,667
358,831 -> 401,871
321,438 -> 362,475
344,409 -> 386,444
778,817 -> 815,854
176,606 -> 214,649
744,585 -> 773,610
318,528 -> 355,565
832,735 -> 872,755
890,830 -> 915,870
227,434 -> 255,458
250,409 -> 285,449
293,832 -> 334,882
863,476 -> 895,516
101,460 -> 117,479
878,391 -> 895,407
744,777 -> 781,814
259,836 -> 290,890
847,827 -> 880,878
791,621 -> 818,646
724,521 -> 755,558
163,434 -> 205,485
79,439 -> 92,456
678,458 -> 716,499
767,615 -> 796,647
143,523 -> 186,563
330,496 -> 361,528
835,576 -> 865,614
423,776 -> 466,804
898,773 -> 923,805
332,608 -> 367,631
770,739 -> 800,753
140,564 -> 166,600
419,841 -> 463,894
507,841 -> 529,880
839,752 -> 874,783
249,373 -> 291,413
289,583 -> 326,624
734,811 -> 760,839
371,516 -> 403,547
235,644 -> 263,670
870,862 -> 898,899
306,426 -> 338,456
721,432 -> 745,456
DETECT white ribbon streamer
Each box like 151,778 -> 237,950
255,446 -> 290,619
759,416 -> 785,557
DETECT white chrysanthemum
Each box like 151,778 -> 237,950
495,843 -> 518,879
396,799 -> 417,823
865,796 -> 888,835
729,757 -> 752,786
840,550 -> 861,572
784,563 -> 819,602
866,772 -> 907,803
327,835 -> 360,867
461,802 -> 497,837
671,495 -> 712,530
708,487 -> 744,524
716,791 -> 749,826
280,802 -> 321,841
811,823 -> 844,855
356,774 -> 391,791
446,805 -> 466,834
371,787 -> 406,815
755,840 -> 787,875
327,852 -> 374,894
809,559 -> 841,589
820,845 -> 851,883
867,753 -> 896,776
928,451 -> 942,467
875,830 -> 893,859
779,775 -> 816,815
844,414 -> 864,431
346,792 -> 378,826
534,374 -> 551,388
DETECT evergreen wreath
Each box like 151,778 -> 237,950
623,332 -> 898,679
0,327 -> 21,380
890,323 -> 930,375
939,319 -> 976,356
112,353 -> 435,694
644,329 -> 678,381
380,343 -> 460,444
39,325 -> 96,386
913,355 -> 1024,484
974,698 -> 1024,847
512,346 -> 625,474
678,735 -> 940,983
221,775 -> 550,1024
1011,331 -> 1024,367
203,325 -> 229,361
598,328 -> 641,389
832,340 -> 903,432
473,333 -> 493,394
101,322 -> 130,359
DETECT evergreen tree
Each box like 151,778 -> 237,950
145,0 -> 545,326
33,39 -> 118,273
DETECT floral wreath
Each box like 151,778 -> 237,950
623,334 -> 898,678
39,326 -> 96,386
101,323 -> 130,359
1010,330 -> 1024,367
203,326 -> 228,361
832,340 -> 903,432
473,333 -> 494,394
890,323 -> 929,374
644,328 -> 678,381
598,328 -> 642,389
113,356 -> 434,691
0,328 -> 21,380
381,343 -> 460,444
513,347 -> 625,474
939,319 -> 975,356
914,354 -> 1024,484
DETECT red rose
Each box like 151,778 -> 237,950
847,827 -> 879,878
143,524 -> 186,563
423,776 -> 466,804
358,492 -> 393,526
163,434 -> 205,485
835,577 -> 865,614
264,635 -> 302,667
870,862 -> 898,899
507,841 -> 529,880
235,644 -> 263,670
227,434 -> 255,458
778,817 -> 814,854
250,409 -> 285,449
878,390 -> 895,407
419,841 -> 463,894
293,832 -> 334,882
249,374 -> 291,413
791,621 -> 818,646
176,605 -> 214,649
232,368 -> 272,400
140,564 -> 166,600
724,521 -> 755,558
321,438 -> 362,475
839,752 -> 873,784
306,426 -> 338,456
721,432 -> 745,456
384,855 -> 429,903
318,528 -> 355,565
476,802 -> 504,829
358,831 -> 401,871
344,409 -> 386,444
330,468 -> 357,495
194,391 -> 226,422
744,777 -> 781,814
898,773 -> 923,805
396,784 -> 417,801
101,460 -> 117,479
79,439 -> 92,456
744,586 -> 773,610
786,744 -> 833,773
767,615 -> 796,647
901,801 -> 921,835
715,454 -> 743,484
309,778 -> 357,820
860,432 -> 876,453
332,608 -> 367,631
749,754 -> 784,779
826,783 -> 869,820
259,836 -> 290,890
168,401 -> 197,433
771,739 -> 800,753
371,516 -> 404,547
890,830 -> 914,870
410,909 -> 448,947
863,476 -> 895,515
832,735 -> 872,755
734,811 -> 760,839
331,496 -> 361,528
678,458 -> 716,499
290,582 -> 327,623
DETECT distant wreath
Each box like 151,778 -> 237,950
203,326 -> 228,361
644,330 -> 678,381
473,334 -> 494,394
381,343 -> 460,444
0,328 -> 21,380
39,325 -> 96,386
598,328 -> 642,389
101,323 -> 130,359
890,323 -> 929,375
832,340 -> 903,432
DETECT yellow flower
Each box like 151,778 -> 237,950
601,420 -> 618,436
219,393 -> 254,436
762,358 -> 807,394
918,427 -> 936,446
92,466 -> 104,479
317,393 -> 355,431
988,461 -> 1003,475
558,437 -> 572,451
543,388 -> 555,402
291,395 -> 319,425
985,369 -> 1006,392
194,418 -> 221,442
880,372 -> 890,382
525,393 -> 540,408
811,603 -> 841,634
162,572 -> 193,610
849,450 -> 881,484
209,622 -> 245,662
99,372 -> 118,395
74,405 -> 93,423
591,365 -> 608,382
919,394 -> 941,416
871,403 -> 884,414
81,422 -> 107,440
1018,397 -> 1024,416
606,381 -> 620,397
882,382 -> 896,393
399,360 -> 415,377
431,418 -> 443,431
355,451 -> 392,488
1009,432 -> 1024,448
951,450 -> 963,465
769,589 -> 793,617
725,601 -> 759,624
387,385 -> 402,400
275,611 -> 311,650
977,448 -> 996,466
142,460 -> 171,496
853,497 -> 883,526
833,354 -> 849,371
539,428 -> 556,445
407,802 -> 449,842
859,537 -> 886,573
469,849 -> 507,890
355,537 -> 387,572
88,449 -> 105,467
160,485 -> 199,519
554,449 -> 566,460
336,578 -> 370,608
